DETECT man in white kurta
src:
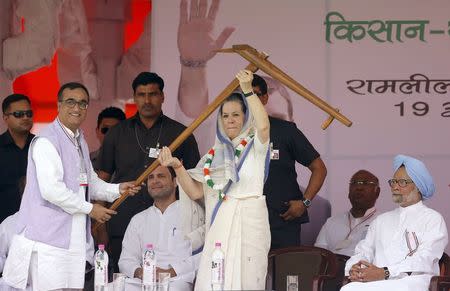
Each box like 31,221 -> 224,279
342,155 -> 448,291
3,83 -> 140,291
119,165 -> 203,291
0,212 -> 17,274
315,170 -> 380,256
0,212 -> 33,291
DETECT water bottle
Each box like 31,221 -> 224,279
94,244 -> 108,291
143,243 -> 157,290
211,241 -> 225,291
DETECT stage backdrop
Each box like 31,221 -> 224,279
2,0 -> 449,249
150,0 -> 450,241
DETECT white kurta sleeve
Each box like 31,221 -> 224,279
33,138 -> 93,215
118,215 -> 143,278
253,129 -> 270,154
0,214 -> 16,273
0,256 -> 4,274
314,219 -> 330,250
387,214 -> 448,277
87,160 -> 120,202
185,224 -> 206,254
344,218 -> 377,275
0,230 -> 6,273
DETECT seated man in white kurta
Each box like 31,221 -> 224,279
119,165 -> 203,291
315,169 -> 380,256
342,154 -> 448,291
0,213 -> 31,291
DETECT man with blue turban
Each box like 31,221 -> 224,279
342,154 -> 448,291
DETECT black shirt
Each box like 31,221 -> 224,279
98,113 -> 200,237
0,130 -> 34,223
264,116 -> 320,229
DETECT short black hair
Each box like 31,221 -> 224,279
2,94 -> 31,114
252,74 -> 268,95
57,82 -> 90,102
219,93 -> 247,115
96,107 -> 126,128
132,72 -> 164,93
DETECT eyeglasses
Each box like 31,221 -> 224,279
100,127 -> 109,134
349,180 -> 378,186
60,98 -> 89,110
5,110 -> 33,118
388,179 -> 414,188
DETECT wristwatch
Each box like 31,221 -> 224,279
243,91 -> 254,98
302,198 -> 311,208
383,267 -> 390,280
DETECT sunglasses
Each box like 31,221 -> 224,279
5,110 -> 33,118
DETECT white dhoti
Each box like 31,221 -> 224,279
341,274 -> 432,291
194,195 -> 270,291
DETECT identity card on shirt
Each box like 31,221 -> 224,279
79,172 -> 88,186
149,147 -> 160,159
270,142 -> 279,160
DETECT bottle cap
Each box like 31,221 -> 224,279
146,243 -> 154,249
215,241 -> 221,247
98,244 -> 105,250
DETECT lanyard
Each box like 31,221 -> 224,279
405,230 -> 419,257
57,119 -> 87,172
345,209 -> 376,239
57,119 -> 88,197
134,119 -> 163,155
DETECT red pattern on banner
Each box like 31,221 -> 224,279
12,0 -> 151,123
12,55 -> 60,123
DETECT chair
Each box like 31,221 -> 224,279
334,254 -> 350,290
430,252 -> 450,291
266,246 -> 338,291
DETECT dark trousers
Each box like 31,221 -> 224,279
270,225 -> 302,250
109,236 -> 124,273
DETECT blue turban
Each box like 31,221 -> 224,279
393,154 -> 435,199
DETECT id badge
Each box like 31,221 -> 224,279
149,147 -> 160,158
270,142 -> 279,160
79,172 -> 88,186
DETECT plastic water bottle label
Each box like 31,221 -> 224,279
143,250 -> 156,285
94,252 -> 107,286
142,264 -> 156,284
211,258 -> 224,284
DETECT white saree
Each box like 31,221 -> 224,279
179,92 -> 271,290
179,130 -> 270,291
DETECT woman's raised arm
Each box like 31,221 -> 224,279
236,70 -> 270,143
